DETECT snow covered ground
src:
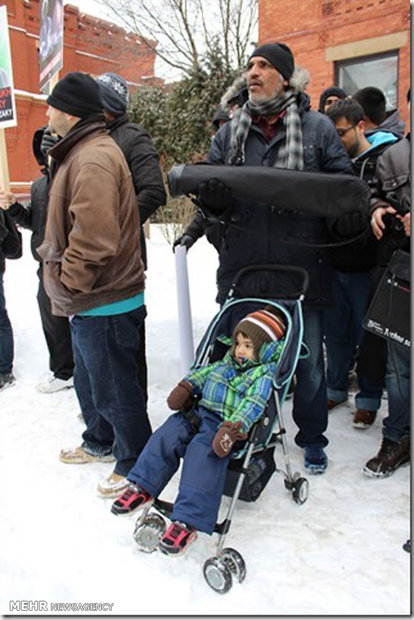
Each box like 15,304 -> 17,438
0,226 -> 410,616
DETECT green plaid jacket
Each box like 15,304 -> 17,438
184,339 -> 285,432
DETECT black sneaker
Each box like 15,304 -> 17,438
363,436 -> 410,478
111,483 -> 153,516
0,373 -> 15,392
158,521 -> 197,556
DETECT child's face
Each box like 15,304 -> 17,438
234,332 -> 255,363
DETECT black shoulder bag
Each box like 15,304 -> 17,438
363,249 -> 410,348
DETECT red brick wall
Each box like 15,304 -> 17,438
258,0 -> 410,124
1,0 -> 158,196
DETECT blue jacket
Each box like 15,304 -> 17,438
207,93 -> 354,306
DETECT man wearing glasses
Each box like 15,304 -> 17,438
325,97 -> 400,431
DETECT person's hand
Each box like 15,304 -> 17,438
396,212 -> 410,238
0,190 -> 16,210
333,211 -> 369,238
40,127 -> 59,159
212,421 -> 248,458
371,204 -> 397,240
173,234 -> 195,252
167,380 -> 193,411
197,178 -> 231,217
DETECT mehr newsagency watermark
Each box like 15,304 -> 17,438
9,600 -> 114,613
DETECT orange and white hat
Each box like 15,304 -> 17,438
232,305 -> 287,359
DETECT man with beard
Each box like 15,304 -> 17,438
188,43 -> 361,474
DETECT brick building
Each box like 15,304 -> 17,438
1,0 -> 158,196
258,0 -> 410,122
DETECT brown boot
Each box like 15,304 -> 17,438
353,409 -> 377,429
363,436 -> 410,478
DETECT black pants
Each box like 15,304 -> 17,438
37,267 -> 74,380
37,266 -> 148,394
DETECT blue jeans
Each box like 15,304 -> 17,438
71,306 -> 152,476
383,341 -> 410,442
324,271 -> 382,411
0,270 -> 13,375
127,409 -> 232,534
293,306 -> 328,448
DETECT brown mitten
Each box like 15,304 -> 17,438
167,380 -> 193,411
212,421 -> 248,458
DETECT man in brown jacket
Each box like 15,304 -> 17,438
37,72 -> 152,497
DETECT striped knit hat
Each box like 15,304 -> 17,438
232,305 -> 287,360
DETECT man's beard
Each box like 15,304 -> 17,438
249,75 -> 285,105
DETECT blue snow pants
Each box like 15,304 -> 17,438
126,407 -> 232,534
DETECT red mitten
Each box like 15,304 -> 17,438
212,421 -> 248,458
167,380 -> 193,411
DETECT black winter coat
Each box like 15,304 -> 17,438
374,134 -> 411,266
107,114 -> 166,268
0,210 -> 22,273
8,173 -> 49,262
207,93 -> 355,306
330,140 -> 396,273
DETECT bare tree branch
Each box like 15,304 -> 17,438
95,0 -> 257,78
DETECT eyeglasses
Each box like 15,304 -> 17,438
336,124 -> 357,137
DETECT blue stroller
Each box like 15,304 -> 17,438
133,265 -> 310,593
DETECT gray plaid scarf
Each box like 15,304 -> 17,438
228,89 -> 304,170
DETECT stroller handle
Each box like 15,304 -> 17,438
229,264 -> 309,299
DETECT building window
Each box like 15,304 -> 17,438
335,51 -> 399,109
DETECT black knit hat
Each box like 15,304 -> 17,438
47,72 -> 103,119
96,72 -> 129,117
318,86 -> 348,113
249,43 -> 295,80
232,305 -> 287,360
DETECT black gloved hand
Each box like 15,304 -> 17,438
333,212 -> 369,238
197,178 -> 232,217
40,128 -> 59,159
173,234 -> 195,252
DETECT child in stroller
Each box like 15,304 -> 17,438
111,305 -> 287,556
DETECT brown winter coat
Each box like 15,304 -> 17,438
37,120 -> 145,316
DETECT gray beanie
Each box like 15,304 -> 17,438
96,72 -> 129,117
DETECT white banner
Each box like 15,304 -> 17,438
0,5 -> 17,129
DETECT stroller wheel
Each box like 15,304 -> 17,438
133,514 -> 167,553
292,477 -> 309,504
220,548 -> 246,583
203,557 -> 233,594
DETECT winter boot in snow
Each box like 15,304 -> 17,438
304,444 -> 328,474
111,483 -> 153,516
97,473 -> 129,498
363,436 -> 410,478
158,521 -> 197,556
0,373 -> 15,392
